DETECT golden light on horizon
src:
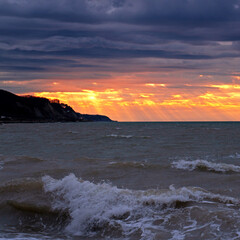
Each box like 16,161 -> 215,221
145,83 -> 166,87
30,81 -> 240,121
210,84 -> 240,89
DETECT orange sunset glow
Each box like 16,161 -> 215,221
29,78 -> 240,121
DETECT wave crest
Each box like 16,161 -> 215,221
42,174 -> 239,238
172,160 -> 240,173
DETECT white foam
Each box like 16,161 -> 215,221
0,238 -> 52,240
170,230 -> 185,240
0,235 -> 63,240
106,134 -> 133,138
42,174 -> 239,239
106,134 -> 150,139
229,153 -> 240,159
172,159 -> 240,173
0,238 -> 40,240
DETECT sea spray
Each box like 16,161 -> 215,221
42,174 -> 239,239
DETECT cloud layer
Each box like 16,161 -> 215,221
0,0 -> 240,120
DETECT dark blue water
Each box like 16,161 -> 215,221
0,122 -> 240,239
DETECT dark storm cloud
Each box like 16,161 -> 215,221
1,0 -> 240,24
0,0 -> 240,82
124,0 -> 240,25
0,0 -> 93,23
0,47 -> 215,59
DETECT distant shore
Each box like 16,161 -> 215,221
0,89 -> 114,123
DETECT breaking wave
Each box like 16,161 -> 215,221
172,159 -> 240,173
42,174 -> 239,239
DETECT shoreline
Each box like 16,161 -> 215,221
0,119 -> 117,124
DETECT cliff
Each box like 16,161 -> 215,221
0,89 -> 113,122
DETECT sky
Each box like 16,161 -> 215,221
1,0 -> 240,121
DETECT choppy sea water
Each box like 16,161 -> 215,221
1,122 -> 240,240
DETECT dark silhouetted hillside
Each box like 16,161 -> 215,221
0,89 -> 113,122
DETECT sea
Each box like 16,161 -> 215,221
0,122 -> 240,240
